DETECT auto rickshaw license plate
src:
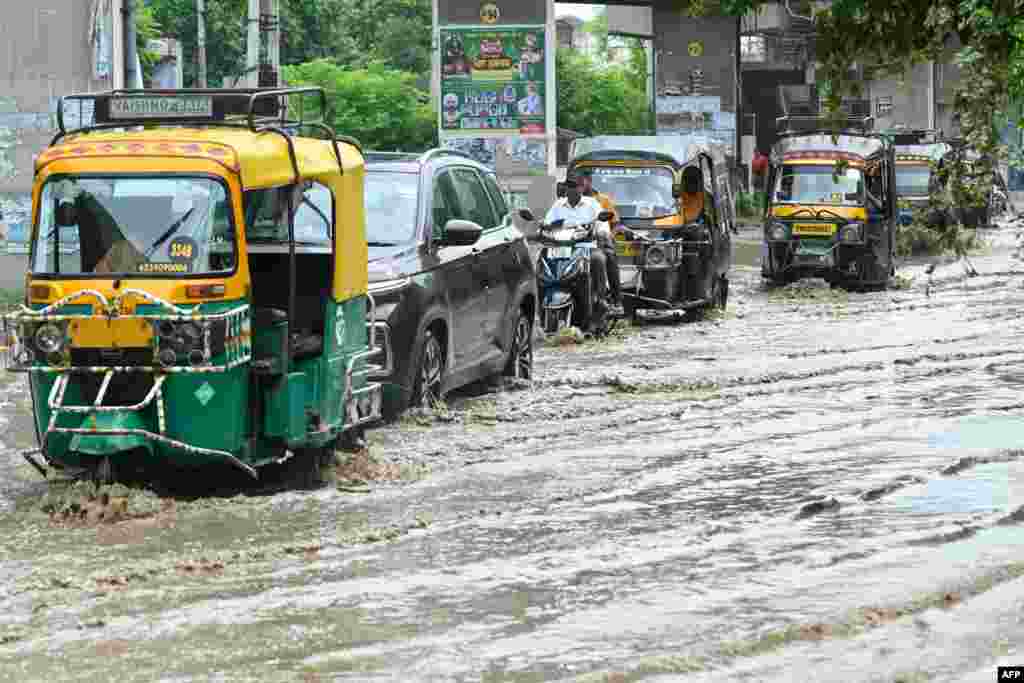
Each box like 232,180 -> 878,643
548,246 -> 573,259
792,223 -> 837,236
68,318 -> 154,348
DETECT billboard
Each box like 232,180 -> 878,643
440,26 -> 546,135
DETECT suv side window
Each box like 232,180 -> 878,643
482,172 -> 509,222
450,168 -> 499,229
431,170 -> 458,241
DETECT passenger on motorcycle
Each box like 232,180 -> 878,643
544,175 -> 623,314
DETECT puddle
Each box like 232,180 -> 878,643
927,414 -> 1024,450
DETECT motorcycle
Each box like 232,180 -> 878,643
518,209 -> 616,335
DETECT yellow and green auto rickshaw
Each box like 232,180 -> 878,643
567,135 -> 735,322
762,116 -> 897,289
1,88 -> 382,484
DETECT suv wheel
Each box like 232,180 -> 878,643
412,328 -> 444,408
503,308 -> 533,380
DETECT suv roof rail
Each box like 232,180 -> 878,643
418,148 -> 475,164
364,151 -> 421,162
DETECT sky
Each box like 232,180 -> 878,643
555,3 -> 602,20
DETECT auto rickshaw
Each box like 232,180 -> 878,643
762,116 -> 897,289
567,135 -> 734,322
1,88 -> 382,484
887,129 -> 950,226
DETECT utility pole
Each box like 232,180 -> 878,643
197,0 -> 207,87
247,0 -> 260,87
259,0 -> 280,87
123,0 -> 139,88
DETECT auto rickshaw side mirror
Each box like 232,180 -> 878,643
54,201 -> 78,227
518,208 -> 536,222
439,219 -> 483,246
597,210 -> 614,222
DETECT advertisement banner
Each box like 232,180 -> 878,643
441,136 -> 547,175
440,25 -> 546,135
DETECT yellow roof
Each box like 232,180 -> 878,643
36,126 -> 363,189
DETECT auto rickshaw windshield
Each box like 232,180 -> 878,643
590,166 -> 677,218
773,165 -> 863,206
895,165 -> 931,196
32,176 -> 237,276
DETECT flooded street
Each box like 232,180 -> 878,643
3,223 -> 1024,682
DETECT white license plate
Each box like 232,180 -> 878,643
548,246 -> 573,259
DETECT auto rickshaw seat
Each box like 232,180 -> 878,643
252,307 -> 288,327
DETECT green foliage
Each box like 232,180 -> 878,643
556,49 -> 651,135
282,60 -> 435,151
147,0 -> 248,86
134,0 -> 161,85
145,0 -> 433,86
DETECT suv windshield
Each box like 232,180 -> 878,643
365,172 -> 419,245
32,176 -> 235,276
774,164 -> 863,206
590,166 -> 676,218
895,165 -> 931,197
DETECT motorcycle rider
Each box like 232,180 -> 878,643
543,174 -> 622,314
577,171 -> 623,315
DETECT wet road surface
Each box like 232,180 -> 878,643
3,222 -> 1024,681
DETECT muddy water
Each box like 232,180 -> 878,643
3,221 -> 1024,681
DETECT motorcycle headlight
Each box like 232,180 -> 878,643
34,323 -> 65,354
768,222 -> 789,241
646,245 -> 666,266
839,223 -> 863,243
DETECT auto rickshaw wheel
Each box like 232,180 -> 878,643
411,327 -> 445,410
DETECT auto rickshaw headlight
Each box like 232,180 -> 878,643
646,245 -> 666,266
34,323 -> 64,354
157,347 -> 177,368
839,223 -> 863,243
178,322 -> 203,349
768,222 -> 789,241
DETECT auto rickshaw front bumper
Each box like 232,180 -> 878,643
2,288 -> 259,477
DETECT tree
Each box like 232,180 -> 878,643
282,60 -> 435,151
147,0 -> 248,87
145,0 -> 433,85
556,49 -> 650,135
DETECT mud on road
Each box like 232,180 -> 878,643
3,222 -> 1024,682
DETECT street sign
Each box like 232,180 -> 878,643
109,95 -> 214,119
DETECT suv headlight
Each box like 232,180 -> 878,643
768,222 -> 789,241
839,223 -> 863,243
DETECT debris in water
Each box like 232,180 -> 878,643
941,457 -> 978,476
796,497 -> 840,519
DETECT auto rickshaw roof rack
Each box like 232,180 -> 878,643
775,114 -> 877,136
53,87 -> 363,153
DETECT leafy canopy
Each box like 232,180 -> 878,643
282,60 -> 435,151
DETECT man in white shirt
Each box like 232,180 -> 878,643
542,176 -> 622,313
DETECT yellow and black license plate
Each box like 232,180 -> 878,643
792,223 -> 837,236
615,242 -> 640,257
